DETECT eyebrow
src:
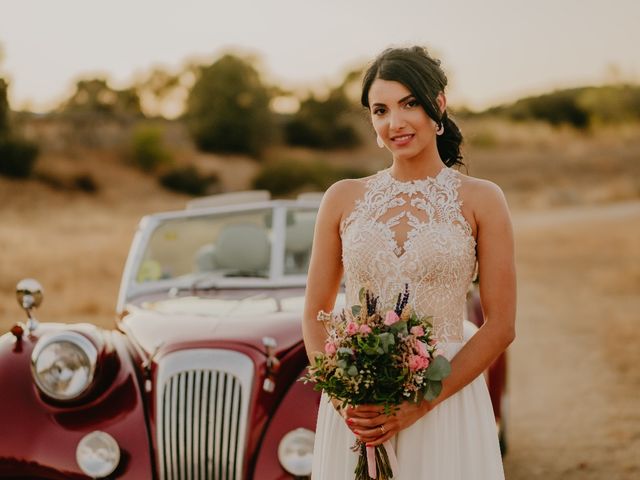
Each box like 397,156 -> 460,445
371,94 -> 415,108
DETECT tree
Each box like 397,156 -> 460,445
134,65 -> 197,118
184,54 -> 273,156
0,78 -> 9,137
59,78 -> 142,117
284,68 -> 362,149
0,78 -> 39,178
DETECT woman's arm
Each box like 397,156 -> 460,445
302,181 -> 347,364
429,180 -> 516,404
349,180 -> 517,445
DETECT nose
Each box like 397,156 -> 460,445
388,109 -> 406,131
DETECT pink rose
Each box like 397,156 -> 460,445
384,311 -> 400,326
408,355 -> 429,371
346,322 -> 359,335
410,326 -> 424,337
408,355 -> 420,371
359,324 -> 372,334
324,342 -> 337,355
415,340 -> 429,358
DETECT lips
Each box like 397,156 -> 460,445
390,133 -> 415,146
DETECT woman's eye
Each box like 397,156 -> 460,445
406,100 -> 419,108
373,107 -> 386,116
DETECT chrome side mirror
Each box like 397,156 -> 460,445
16,278 -> 43,333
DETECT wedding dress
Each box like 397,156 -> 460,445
312,166 -> 505,479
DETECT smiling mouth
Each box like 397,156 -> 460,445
391,134 -> 415,143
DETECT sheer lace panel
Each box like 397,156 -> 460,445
339,167 -> 477,341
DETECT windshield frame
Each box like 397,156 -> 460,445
116,199 -> 319,313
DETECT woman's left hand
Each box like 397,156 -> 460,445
344,401 -> 431,446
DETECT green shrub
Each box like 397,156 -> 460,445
483,85 -> 640,129
159,165 -> 219,195
252,159 -> 368,196
131,125 -> 173,172
0,137 -> 39,178
284,90 -> 360,149
33,171 -> 99,193
72,173 -> 99,193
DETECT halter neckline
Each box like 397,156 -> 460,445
381,166 -> 451,185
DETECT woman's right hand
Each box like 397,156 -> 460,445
337,402 -> 380,435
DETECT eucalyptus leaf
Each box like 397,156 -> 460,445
423,380 -> 443,401
337,347 -> 354,356
425,355 -> 452,381
358,287 -> 366,305
390,320 -> 408,337
347,365 -> 359,377
377,332 -> 395,353
362,344 -> 380,355
351,305 -> 362,317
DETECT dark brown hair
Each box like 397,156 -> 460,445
361,46 -> 464,168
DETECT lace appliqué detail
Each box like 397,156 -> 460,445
340,167 -> 477,342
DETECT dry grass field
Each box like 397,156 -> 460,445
1,119 -> 638,478
504,200 -> 640,479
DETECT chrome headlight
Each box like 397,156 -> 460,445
31,331 -> 98,400
277,428 -> 315,476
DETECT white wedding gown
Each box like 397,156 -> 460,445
312,167 -> 505,479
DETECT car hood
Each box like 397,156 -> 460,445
120,292 -> 307,357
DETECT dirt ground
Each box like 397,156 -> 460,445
1,125 -> 639,477
503,200 -> 640,480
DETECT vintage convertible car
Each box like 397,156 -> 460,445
0,190 -> 507,479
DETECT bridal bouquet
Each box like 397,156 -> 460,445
302,285 -> 452,480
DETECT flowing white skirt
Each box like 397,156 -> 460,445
311,335 -> 505,479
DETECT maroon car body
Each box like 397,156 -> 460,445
0,191 -> 506,479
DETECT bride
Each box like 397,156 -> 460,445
302,46 -> 516,479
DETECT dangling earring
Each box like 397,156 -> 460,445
435,121 -> 444,136
376,135 -> 385,148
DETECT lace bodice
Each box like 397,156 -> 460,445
340,167 -> 477,342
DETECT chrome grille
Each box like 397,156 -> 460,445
156,350 -> 254,480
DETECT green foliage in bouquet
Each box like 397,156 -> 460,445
303,285 -> 451,413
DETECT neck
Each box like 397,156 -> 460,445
390,145 -> 446,182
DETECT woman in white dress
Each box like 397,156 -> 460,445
302,46 -> 516,479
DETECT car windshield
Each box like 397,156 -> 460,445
136,208 -> 274,283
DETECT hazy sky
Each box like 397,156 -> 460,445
1,0 -> 638,112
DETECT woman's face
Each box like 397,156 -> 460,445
368,78 -> 443,161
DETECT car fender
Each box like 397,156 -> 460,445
0,325 -> 154,478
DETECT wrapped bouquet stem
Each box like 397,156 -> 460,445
302,285 -> 452,479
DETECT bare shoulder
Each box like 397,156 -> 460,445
455,171 -> 511,223
320,175 -> 370,224
323,177 -> 367,202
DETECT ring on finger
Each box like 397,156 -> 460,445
379,424 -> 385,435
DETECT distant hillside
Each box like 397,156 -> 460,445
465,84 -> 640,129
